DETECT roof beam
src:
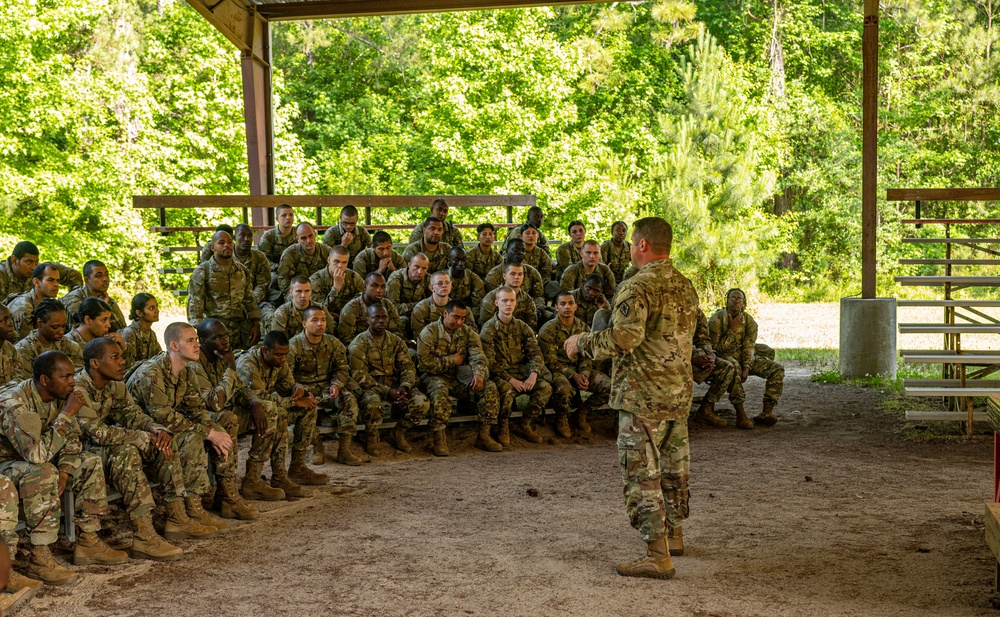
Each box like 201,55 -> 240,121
187,0 -> 268,64
255,0 -> 608,21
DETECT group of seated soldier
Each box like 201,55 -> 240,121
0,202 -> 784,598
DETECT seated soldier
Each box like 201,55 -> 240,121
480,286 -> 552,444
480,263 -> 537,330
600,221 -> 631,285
407,198 -> 464,249
9,262 -> 61,341
61,260 -> 127,331
310,245 -> 365,322
0,241 -> 82,304
271,276 -> 336,340
233,223 -> 276,330
257,203 -> 297,272
198,224 -> 235,263
286,308 -> 362,468
353,230 -> 406,279
66,298 -> 125,353
446,246 -> 485,311
416,299 -> 500,455
502,206 -> 550,256
538,291 -> 611,438
0,477 -> 44,595
560,239 -> 616,298
349,304 -> 430,456
0,305 -> 29,388
519,224 -> 552,284
15,300 -> 83,369
120,293 -> 162,374
192,319 -> 284,513
708,289 -> 785,427
555,220 -> 587,279
126,323 -> 231,536
466,223 -> 503,280
387,253 -> 430,339
402,217 -> 452,274
483,239 -> 545,311
336,272 -> 404,347
75,338 -> 186,561
322,204 -> 372,264
690,308 -> 739,429
278,223 -> 332,300
187,230 -> 261,350
571,274 -> 609,327
413,271 -> 476,337
0,351 -> 126,584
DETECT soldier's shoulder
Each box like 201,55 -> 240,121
537,319 -> 558,338
708,308 -> 727,323
279,244 -> 299,259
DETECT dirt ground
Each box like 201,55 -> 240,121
10,362 -> 997,617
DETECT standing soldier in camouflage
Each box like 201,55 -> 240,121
0,305 -> 29,388
127,323 -> 232,537
75,338 -> 186,561
480,286 -> 552,444
387,253 -> 430,339
416,299 -> 500,455
336,272 -> 404,346
565,216 -> 698,580
310,245 -> 365,322
0,351 -> 126,584
61,260 -> 128,331
480,263 -> 537,331
483,239 -> 545,311
601,221 -> 631,285
561,240 -> 616,298
446,246 -> 485,312
233,224 -> 277,330
0,241 -> 82,304
15,300 -> 83,370
501,206 -> 551,255
413,271 -> 476,337
186,230 -> 262,350
271,276 -> 336,340
571,275 -> 609,327
257,203 -> 297,272
467,223 -> 503,280
278,222 -> 332,300
538,291 -> 611,438
120,293 -> 162,375
708,289 -> 785,427
9,263 -> 61,341
191,319 -> 281,517
322,205 -> 372,263
349,304 -> 429,456
402,217 -> 452,274
407,198 -> 464,249
353,231 -> 405,279
555,220 -> 587,280
691,308 -> 739,428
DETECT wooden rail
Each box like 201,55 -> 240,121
887,188 -> 1000,202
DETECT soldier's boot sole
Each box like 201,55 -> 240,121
272,477 -> 307,498
219,499 -> 260,520
734,414 -> 755,430
6,572 -> 43,592
615,559 -> 676,580
693,411 -> 727,428
753,414 -> 778,427
73,548 -> 129,566
241,479 -> 286,502
163,522 -> 218,541
0,586 -> 35,613
25,564 -> 78,587
130,541 -> 184,562
289,464 -> 330,486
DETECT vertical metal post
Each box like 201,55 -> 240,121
507,205 -> 513,225
861,0 -> 879,298
241,16 -> 274,236
159,207 -> 167,236
316,207 -> 322,226
915,200 -> 921,229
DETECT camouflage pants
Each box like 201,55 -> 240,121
421,374 -> 500,429
722,352 -> 785,405
493,367 -> 552,422
0,475 -> 18,560
695,357 -> 738,404
617,411 -> 690,542
550,370 -> 611,415
359,381 -> 429,431
173,430 -> 211,498
305,383 -> 359,438
90,438 -> 187,521
211,403 -> 279,480
268,398 -> 321,470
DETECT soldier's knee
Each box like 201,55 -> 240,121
110,444 -> 142,467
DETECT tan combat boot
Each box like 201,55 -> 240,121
73,531 -> 129,566
496,419 -> 511,447
667,526 -> 685,556
754,400 -> 779,426
26,544 -> 79,586
186,494 -> 229,532
692,401 -> 727,428
474,422 -> 502,452
163,498 -> 218,541
616,537 -> 676,580
290,450 -> 330,485
432,429 -> 449,457
130,514 -> 183,561
366,430 -> 382,458
271,457 -> 306,498
733,403 -> 754,430
391,426 -> 413,453
241,461 -> 285,501
216,477 -> 259,520
311,433 -> 325,465
336,436 -> 363,466
6,570 -> 43,591
515,418 -> 543,444
576,406 -> 592,435
554,413 -> 572,439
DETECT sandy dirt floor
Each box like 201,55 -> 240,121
12,361 -> 999,617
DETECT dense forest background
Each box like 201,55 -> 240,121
2,0 -> 999,303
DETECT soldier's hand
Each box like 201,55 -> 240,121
57,471 -> 69,497
741,367 -> 750,383
291,383 -> 308,400
523,372 -> 538,391
564,334 -> 580,360
249,320 -> 262,346
452,352 -> 464,366
596,295 -> 608,309
329,384 -> 340,399
215,347 -> 237,371
508,377 -> 525,393
572,373 -> 589,390
250,403 -> 267,438
341,232 -> 354,247
295,395 -> 317,409
471,374 -> 484,391
692,355 -> 712,369
379,257 -> 393,274
206,430 -> 233,460
107,331 -> 126,350
63,390 -> 86,417
397,386 -> 411,403
151,429 -> 174,461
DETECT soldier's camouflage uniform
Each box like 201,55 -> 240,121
412,297 -> 476,341
465,245 -> 503,281
0,379 -> 108,545
522,246 -> 553,283
349,330 -> 428,430
449,271 -> 485,311
0,474 -> 18,559
570,287 -> 603,327
126,353 -> 215,499
336,297 -> 403,347
186,257 -> 261,351
352,247 -> 406,279
309,268 -> 365,319
0,340 -> 30,389
537,318 -> 611,415
235,248 -> 276,330
401,241 -> 452,274
76,369 -> 188,520
692,308 -> 736,404
501,225 -> 551,256
0,261 -> 82,305
61,287 -> 128,332
271,301 -> 336,341
555,241 -> 582,279
120,322 -> 162,375
576,257 -> 699,542
408,221 -> 464,250
483,262 -> 545,309
322,223 -> 372,264
479,315 -> 552,423
416,319 -> 499,428
8,289 -> 45,341
620,265 -> 639,283
707,309 -> 784,405
257,227 -> 297,271
387,269 -> 429,338
600,239 -> 632,285
15,331 -> 83,370
479,288 -> 537,331
277,243 -> 332,299
560,262 -> 617,299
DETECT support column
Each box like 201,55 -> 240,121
862,0 -> 878,298
241,16 -> 275,228
839,298 -> 897,378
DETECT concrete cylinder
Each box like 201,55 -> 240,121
839,297 -> 897,378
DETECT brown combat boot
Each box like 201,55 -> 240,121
366,430 -> 382,457
271,457 -> 306,498
693,401 -> 727,428
130,514 -> 183,561
241,461 -> 285,501
26,544 -> 79,586
391,426 -> 413,453
554,413 -> 572,439
311,433 -> 325,465
734,403 -> 754,430
336,436 -> 363,466
576,406 -> 592,435
515,418 -> 543,444
215,478 -> 259,520
163,499 -> 218,541
290,450 -> 330,485
616,537 -> 676,580
496,419 -> 511,447
186,494 -> 229,532
6,570 -> 43,591
754,400 -> 779,426
667,526 -> 685,556
73,531 -> 129,566
474,422 -> 502,452
432,429 -> 449,457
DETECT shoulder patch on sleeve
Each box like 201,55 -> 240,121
619,301 -> 630,317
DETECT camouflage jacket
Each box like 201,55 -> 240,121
190,351 -> 260,413
412,297 -> 476,340
352,248 -> 405,279
560,262 -> 616,298
502,224 -> 551,255
465,245 -> 503,280
15,331 -> 83,370
0,379 -> 83,474
234,249 -> 273,305
386,268 -> 429,318
522,246 -> 553,282
483,262 -> 545,308
126,352 -> 221,441
271,301 -> 336,341
0,340 -> 29,389
257,227 -> 297,268
74,369 -> 161,449
286,333 -> 355,395
277,243 -> 331,297
401,240 -> 452,274
555,242 -> 582,275
538,318 -> 592,379
600,239 -> 632,284
336,297 -> 403,347
570,288 -> 602,327
479,316 -> 544,382
61,287 -> 127,331
120,322 -> 162,371
237,346 -> 298,408
708,308 -> 759,368
577,258 -> 698,422
8,289 -> 44,340
321,223 -> 372,263
186,257 -> 261,323
408,220 -> 464,250
479,288 -> 537,331
448,270 -> 485,310
348,330 -> 414,394
309,268 -> 365,316
416,319 -> 489,379
0,260 -> 82,305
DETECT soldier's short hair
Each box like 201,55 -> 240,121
503,261 -> 524,274
12,241 -> 39,260
215,224 -> 234,236
365,272 -> 385,285
296,222 -> 314,234
431,198 -> 448,211
372,231 -> 392,246
76,297 -> 111,324
444,299 -> 467,313
164,322 -> 194,346
476,223 -> 495,234
526,205 -> 543,218
410,252 -> 429,266
290,275 -> 310,288
33,350 -> 70,383
496,285 -> 517,298
82,260 -> 106,278
31,262 -> 56,282
423,216 -> 443,227
340,205 -> 359,219
196,318 -> 224,340
275,203 -> 293,215
82,337 -> 116,373
632,217 -> 672,254
582,239 -> 600,250
584,274 -> 605,287
33,299 -> 65,325
130,293 -> 156,321
448,245 -> 466,259
507,238 -> 525,249
522,223 -> 539,232
611,220 -> 627,232
234,223 -> 252,235
330,245 -> 349,258
430,271 -> 449,284
302,305 -> 325,321
567,220 -> 585,233
555,291 -> 575,303
726,288 -> 747,303
263,331 -> 289,349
